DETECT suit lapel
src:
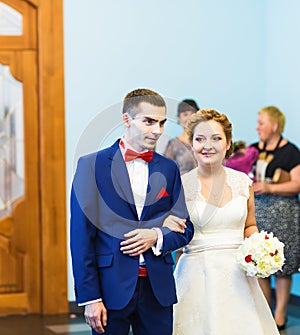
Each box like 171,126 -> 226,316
141,153 -> 165,220
106,142 -> 167,221
108,141 -> 138,218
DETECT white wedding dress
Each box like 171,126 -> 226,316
173,167 -> 279,335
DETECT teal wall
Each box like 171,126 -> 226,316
64,0 -> 300,300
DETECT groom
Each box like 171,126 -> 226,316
70,88 -> 194,335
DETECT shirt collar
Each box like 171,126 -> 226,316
119,136 -> 149,160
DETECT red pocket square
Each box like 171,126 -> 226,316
156,187 -> 169,199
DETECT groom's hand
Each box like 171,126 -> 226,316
120,228 -> 158,256
84,301 -> 107,333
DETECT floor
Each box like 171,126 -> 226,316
0,302 -> 299,334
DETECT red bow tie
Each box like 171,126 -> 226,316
124,149 -> 153,162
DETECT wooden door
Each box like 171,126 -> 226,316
0,50 -> 40,314
0,0 -> 68,314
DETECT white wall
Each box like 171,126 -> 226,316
265,0 -> 300,146
265,0 -> 300,297
64,0 -> 300,301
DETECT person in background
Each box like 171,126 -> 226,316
164,99 -> 199,174
70,88 -> 194,335
251,105 -> 300,331
165,109 -> 280,334
224,140 -> 258,178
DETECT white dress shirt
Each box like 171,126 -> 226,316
120,138 -> 163,259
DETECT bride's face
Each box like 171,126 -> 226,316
192,120 -> 230,168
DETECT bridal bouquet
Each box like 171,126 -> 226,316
237,231 -> 285,278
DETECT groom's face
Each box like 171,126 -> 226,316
123,102 -> 166,152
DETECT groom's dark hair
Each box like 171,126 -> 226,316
122,88 -> 166,117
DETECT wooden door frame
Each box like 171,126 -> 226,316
1,0 -> 67,315
36,0 -> 68,314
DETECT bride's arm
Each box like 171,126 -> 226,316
162,215 -> 187,263
244,186 -> 259,238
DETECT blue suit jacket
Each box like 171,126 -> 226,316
70,140 -> 194,309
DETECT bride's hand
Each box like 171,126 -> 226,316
163,215 -> 186,233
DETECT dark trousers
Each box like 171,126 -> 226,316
93,276 -> 173,335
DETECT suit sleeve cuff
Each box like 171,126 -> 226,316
151,227 -> 163,256
78,298 -> 102,306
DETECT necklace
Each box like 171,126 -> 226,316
263,135 -> 282,152
202,184 -> 224,203
258,135 -> 282,165
198,169 -> 227,205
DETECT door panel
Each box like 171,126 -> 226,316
0,0 -> 36,49
0,50 -> 40,314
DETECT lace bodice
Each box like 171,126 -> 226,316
182,167 -> 252,203
181,167 -> 252,251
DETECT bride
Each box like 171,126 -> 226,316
164,109 -> 279,335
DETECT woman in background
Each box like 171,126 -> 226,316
251,105 -> 300,330
164,99 -> 199,174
